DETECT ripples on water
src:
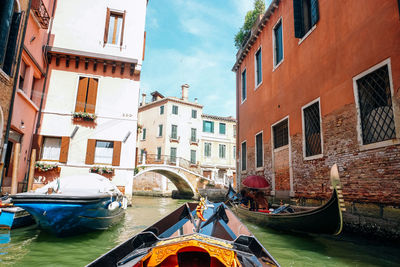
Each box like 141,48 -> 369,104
0,196 -> 399,266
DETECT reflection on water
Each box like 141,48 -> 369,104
0,196 -> 399,266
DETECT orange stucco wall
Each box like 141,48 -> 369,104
237,0 -> 400,147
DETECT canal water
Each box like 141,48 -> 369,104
0,196 -> 399,266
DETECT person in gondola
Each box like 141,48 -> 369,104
239,189 -> 249,208
247,190 -> 256,211
255,191 -> 269,211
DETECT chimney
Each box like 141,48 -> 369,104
181,84 -> 189,101
141,93 -> 146,106
194,98 -> 198,103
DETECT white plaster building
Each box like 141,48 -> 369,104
136,85 -> 236,191
35,0 -> 148,199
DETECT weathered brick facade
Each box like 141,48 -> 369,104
234,0 -> 400,238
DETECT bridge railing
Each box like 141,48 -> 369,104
138,153 -> 202,176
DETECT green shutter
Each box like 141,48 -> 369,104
211,122 -> 214,133
3,12 -> 21,75
293,0 -> 304,38
0,0 -> 14,66
310,0 -> 319,26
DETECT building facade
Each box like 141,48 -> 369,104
136,85 -> 236,192
0,0 -> 31,193
31,0 -> 147,199
200,114 -> 236,186
233,0 -> 400,237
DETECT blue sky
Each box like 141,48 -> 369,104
140,0 -> 259,118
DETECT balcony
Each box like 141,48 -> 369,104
189,138 -> 199,146
31,0 -> 50,29
169,136 -> 180,143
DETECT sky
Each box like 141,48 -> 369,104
140,0 -> 259,118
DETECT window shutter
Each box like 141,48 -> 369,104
211,122 -> 214,133
112,141 -> 122,166
75,77 -> 89,112
142,31 -> 146,60
310,0 -> 319,27
85,139 -> 96,165
103,8 -> 110,46
293,0 -> 304,38
0,0 -> 14,66
3,12 -> 22,75
86,78 -> 98,114
32,134 -> 43,159
120,10 -> 126,47
59,137 -> 70,163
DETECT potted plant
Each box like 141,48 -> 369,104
90,166 -> 114,175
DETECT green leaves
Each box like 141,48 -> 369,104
234,0 -> 266,49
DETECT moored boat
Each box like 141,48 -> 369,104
0,205 -> 35,229
227,164 -> 345,235
11,173 -> 127,236
87,199 -> 280,266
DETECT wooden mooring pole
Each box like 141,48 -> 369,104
27,149 -> 36,191
10,143 -> 20,195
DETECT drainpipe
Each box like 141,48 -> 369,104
0,0 -> 32,193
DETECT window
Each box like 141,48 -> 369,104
95,141 -> 114,164
233,125 -> 237,137
241,142 -> 247,171
241,69 -> 247,102
140,149 -> 145,162
104,9 -> 126,45
203,121 -> 214,133
255,48 -> 262,86
256,132 -> 263,167
192,110 -> 197,118
219,123 -> 226,134
273,119 -> 289,149
0,0 -> 22,75
204,143 -> 211,157
172,105 -> 178,115
18,60 -> 26,90
219,144 -> 226,159
41,137 -> 61,160
293,0 -> 319,39
160,105 -> 164,114
233,146 -> 236,159
303,101 -> 322,157
171,125 -> 178,139
158,124 -> 163,137
191,128 -> 197,142
190,150 -> 196,164
75,77 -> 98,114
142,128 -> 146,140
170,147 -> 177,163
156,147 -> 161,161
355,64 -> 396,145
274,19 -> 283,66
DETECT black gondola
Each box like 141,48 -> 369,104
87,200 -> 280,266
227,164 -> 345,235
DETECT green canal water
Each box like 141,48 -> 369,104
1,196 -> 399,266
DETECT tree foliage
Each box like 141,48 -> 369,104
234,0 -> 266,49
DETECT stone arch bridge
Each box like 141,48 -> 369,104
134,154 -> 223,199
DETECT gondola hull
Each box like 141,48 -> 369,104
87,202 -> 280,267
231,188 -> 343,235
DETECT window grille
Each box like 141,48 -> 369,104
357,65 -> 395,144
303,102 -> 321,156
273,119 -> 288,149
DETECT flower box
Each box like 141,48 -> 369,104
35,162 -> 60,172
73,112 -> 96,121
90,166 -> 114,175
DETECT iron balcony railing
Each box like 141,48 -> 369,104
31,0 -> 50,29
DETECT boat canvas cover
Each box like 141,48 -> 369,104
34,173 -> 121,196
